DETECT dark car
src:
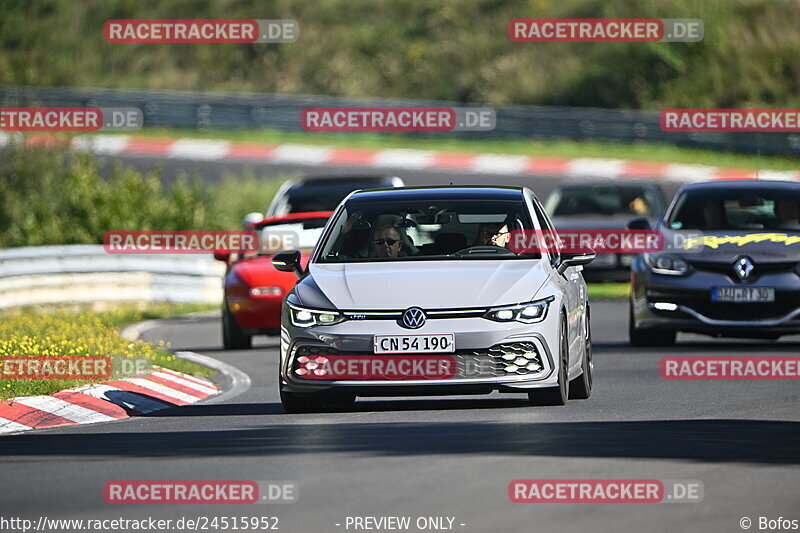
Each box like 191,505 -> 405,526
628,180 -> 800,346
265,175 -> 405,217
545,180 -> 666,281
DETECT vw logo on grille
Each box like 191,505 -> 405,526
734,256 -> 754,280
400,307 -> 426,329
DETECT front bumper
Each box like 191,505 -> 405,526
631,258 -> 800,336
279,313 -> 560,395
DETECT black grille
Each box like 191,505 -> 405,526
291,342 -> 543,378
688,260 -> 797,282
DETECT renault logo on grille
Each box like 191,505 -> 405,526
401,307 -> 426,329
734,256 -> 754,280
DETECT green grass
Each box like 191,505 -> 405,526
122,127 -> 799,172
0,303 -> 218,400
587,282 -> 630,300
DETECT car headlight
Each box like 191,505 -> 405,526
287,303 -> 347,327
249,286 -> 283,296
644,253 -> 690,276
483,296 -> 554,324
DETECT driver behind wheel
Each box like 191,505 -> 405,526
475,222 -> 511,247
369,224 -> 405,258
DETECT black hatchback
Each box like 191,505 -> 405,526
628,180 -> 800,345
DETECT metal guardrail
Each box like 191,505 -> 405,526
0,245 -> 224,309
2,85 -> 798,157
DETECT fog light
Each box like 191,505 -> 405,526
654,302 -> 678,311
504,364 -> 520,372
514,357 -> 528,365
527,362 -> 541,371
501,353 -> 516,361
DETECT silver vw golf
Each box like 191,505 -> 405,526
272,186 -> 595,412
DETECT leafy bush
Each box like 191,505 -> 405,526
0,0 -> 798,109
0,141 -> 285,247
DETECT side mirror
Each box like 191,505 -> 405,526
557,248 -> 596,274
213,251 -> 230,262
627,217 -> 651,230
272,250 -> 304,278
243,212 -> 263,229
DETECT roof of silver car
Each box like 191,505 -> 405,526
347,185 -> 526,202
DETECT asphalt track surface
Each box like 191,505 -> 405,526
1,300 -> 799,533
0,154 -> 797,532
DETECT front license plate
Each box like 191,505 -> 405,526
374,334 -> 455,354
711,287 -> 775,303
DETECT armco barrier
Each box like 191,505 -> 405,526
1,85 -> 798,157
0,245 -> 225,309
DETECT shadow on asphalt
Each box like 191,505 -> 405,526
594,341 -> 800,352
3,417 -> 799,465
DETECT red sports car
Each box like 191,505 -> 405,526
215,211 -> 333,349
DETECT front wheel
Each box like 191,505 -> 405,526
628,302 -> 675,347
222,306 -> 252,350
529,317 -> 569,406
569,307 -> 592,400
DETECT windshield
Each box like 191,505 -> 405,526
667,188 -> 800,231
271,183 -> 388,215
257,217 -> 329,255
317,198 -> 541,262
546,184 -> 661,217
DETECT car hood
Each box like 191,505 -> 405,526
302,260 -> 552,309
672,230 -> 800,263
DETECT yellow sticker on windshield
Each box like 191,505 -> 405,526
683,233 -> 800,249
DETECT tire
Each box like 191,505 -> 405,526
569,307 -> 592,400
529,316 -> 569,406
222,305 -> 252,350
280,390 -> 323,413
628,302 -> 675,347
